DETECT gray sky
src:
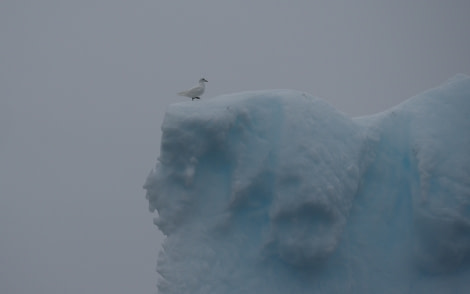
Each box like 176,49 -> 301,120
1,1 -> 469,293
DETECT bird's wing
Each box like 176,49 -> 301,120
185,85 -> 203,97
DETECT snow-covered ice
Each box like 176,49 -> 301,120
144,75 -> 470,294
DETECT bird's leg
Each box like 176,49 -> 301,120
192,97 -> 200,101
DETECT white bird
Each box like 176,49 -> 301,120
178,78 -> 208,100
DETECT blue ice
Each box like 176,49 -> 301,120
144,75 -> 470,294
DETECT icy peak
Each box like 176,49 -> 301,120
145,76 -> 470,294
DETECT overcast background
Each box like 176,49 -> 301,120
1,1 -> 469,293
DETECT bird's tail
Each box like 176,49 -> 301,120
177,91 -> 187,96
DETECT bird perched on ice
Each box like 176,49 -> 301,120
178,78 -> 208,101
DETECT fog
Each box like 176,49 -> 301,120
1,1 -> 469,293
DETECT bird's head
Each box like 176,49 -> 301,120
200,78 -> 208,83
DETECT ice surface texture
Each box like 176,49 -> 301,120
144,75 -> 470,294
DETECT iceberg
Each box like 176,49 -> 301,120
144,75 -> 470,294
